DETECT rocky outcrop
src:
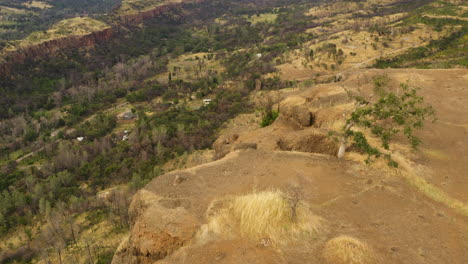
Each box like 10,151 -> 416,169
280,100 -> 315,128
113,189 -> 199,264
213,86 -> 350,159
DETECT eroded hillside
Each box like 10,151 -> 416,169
112,69 -> 468,264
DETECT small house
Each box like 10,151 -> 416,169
203,99 -> 212,106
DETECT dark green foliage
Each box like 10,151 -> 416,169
333,80 -> 435,165
96,250 -> 115,264
23,128 -> 38,142
76,113 -> 117,140
349,83 -> 435,150
260,110 -> 279,127
18,151 -> 48,166
351,131 -> 382,163
126,91 -> 147,103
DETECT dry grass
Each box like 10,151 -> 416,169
163,149 -> 214,171
0,6 -> 27,15
150,52 -> 224,83
322,236 -> 376,264
421,148 -> 450,160
344,133 -> 468,217
119,0 -> 182,15
243,13 -> 278,24
199,190 -> 323,246
385,152 -> 468,217
18,17 -> 110,48
22,1 -> 52,9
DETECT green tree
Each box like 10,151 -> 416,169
259,93 -> 280,127
330,82 -> 435,166
130,173 -> 145,192
261,110 -> 279,127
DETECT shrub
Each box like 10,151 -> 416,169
96,250 -> 115,264
323,236 -> 376,264
260,110 -> 279,127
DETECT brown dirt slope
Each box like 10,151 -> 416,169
113,69 -> 468,264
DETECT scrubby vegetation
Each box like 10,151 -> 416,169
17,17 -> 110,48
0,0 -> 466,262
322,236 -> 376,264
375,27 -> 468,68
260,110 -> 279,127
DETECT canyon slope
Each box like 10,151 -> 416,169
0,0 -> 191,72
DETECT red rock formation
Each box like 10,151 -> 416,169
0,0 -> 203,75
0,28 -> 113,74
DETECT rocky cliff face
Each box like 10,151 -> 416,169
0,28 -> 113,74
0,0 -> 196,74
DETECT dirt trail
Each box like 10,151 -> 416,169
423,14 -> 468,22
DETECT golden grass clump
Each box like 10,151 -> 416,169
322,236 -> 376,264
199,190 -> 323,246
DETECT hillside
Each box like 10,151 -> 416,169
118,0 -> 183,15
0,0 -> 467,263
0,0 -> 120,42
0,0 -> 189,70
0,17 -> 112,57
113,68 -> 468,264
